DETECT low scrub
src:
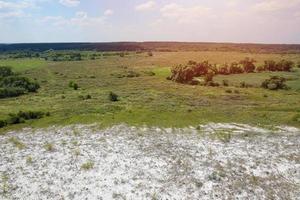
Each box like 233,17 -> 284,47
261,76 -> 289,90
0,66 -> 40,98
0,66 -> 14,77
109,92 -> 119,102
262,60 -> 294,72
0,111 -> 49,128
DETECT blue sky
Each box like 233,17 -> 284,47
0,0 -> 300,43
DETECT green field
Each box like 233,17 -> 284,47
1,51 -> 300,131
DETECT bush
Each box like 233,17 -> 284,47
109,92 -> 118,101
69,81 -> 79,90
148,52 -> 153,57
0,87 -> 26,98
126,71 -> 140,78
205,81 -> 219,87
261,76 -> 288,90
297,62 -> 300,68
256,66 -> 265,72
276,60 -> 294,72
240,57 -> 256,73
225,89 -> 232,93
4,111 -> 49,126
0,66 -> 14,77
222,80 -> 229,86
239,81 -> 252,88
263,60 -> 294,72
218,64 -> 230,75
204,73 -> 214,83
79,94 -> 91,100
0,76 -> 40,92
119,52 -> 125,57
169,61 -> 210,84
0,120 -> 7,128
229,62 -> 244,74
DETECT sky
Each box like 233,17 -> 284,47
0,0 -> 300,44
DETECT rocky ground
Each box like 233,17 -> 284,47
0,123 -> 299,200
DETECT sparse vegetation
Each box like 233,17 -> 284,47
8,137 -> 26,149
109,92 -> 119,102
44,143 -> 54,152
81,161 -> 94,170
0,50 -> 299,128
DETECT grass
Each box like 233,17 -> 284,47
0,58 -> 47,72
8,137 -> 26,149
0,51 -> 300,131
44,143 -> 54,152
81,161 -> 94,170
1,174 -> 9,197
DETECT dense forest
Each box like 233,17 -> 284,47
1,42 -> 300,53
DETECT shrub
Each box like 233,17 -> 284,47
222,80 -> 229,86
229,62 -> 244,74
148,52 -> 153,57
263,60 -> 277,71
240,57 -> 256,73
205,81 -> 220,87
109,92 -> 118,101
143,71 -> 155,76
69,81 -> 79,90
218,64 -> 230,75
297,62 -> 300,68
256,66 -> 265,72
73,83 -> 78,90
0,87 -> 26,98
0,76 -> 40,92
263,60 -> 294,72
119,52 -> 125,57
5,111 -> 48,126
204,73 -> 214,83
0,66 -> 14,77
0,120 -> 7,128
276,60 -> 294,72
225,89 -> 232,93
169,61 -> 210,84
126,71 -> 140,78
79,94 -> 91,100
240,81 -> 252,88
261,76 -> 288,90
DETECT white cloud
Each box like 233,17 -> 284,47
0,0 -> 35,19
0,1 -> 33,10
41,11 -> 105,27
104,9 -> 114,16
160,3 -> 212,24
135,1 -> 156,11
0,11 -> 24,18
59,0 -> 80,7
253,0 -> 300,12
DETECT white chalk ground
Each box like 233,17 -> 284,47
0,123 -> 299,200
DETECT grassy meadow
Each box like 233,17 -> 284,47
1,51 -> 300,131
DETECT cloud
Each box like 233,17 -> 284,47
41,11 -> 105,27
253,0 -> 300,12
104,9 -> 114,16
0,0 -> 34,10
0,0 -> 35,19
135,1 -> 156,11
160,3 -> 212,24
59,0 -> 80,7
